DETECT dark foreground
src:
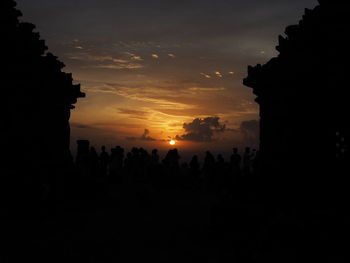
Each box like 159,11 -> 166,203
1,172 -> 348,263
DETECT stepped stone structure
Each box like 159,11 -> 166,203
1,0 -> 84,200
244,0 -> 348,181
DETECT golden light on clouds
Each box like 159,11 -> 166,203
124,52 -> 144,61
131,55 -> 143,61
111,58 -> 129,63
200,73 -> 211,79
94,63 -> 144,69
215,71 -> 223,78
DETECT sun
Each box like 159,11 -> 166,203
169,140 -> 176,146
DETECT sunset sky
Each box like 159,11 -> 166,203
16,0 -> 317,158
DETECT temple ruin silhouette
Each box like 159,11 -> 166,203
1,0 -> 85,202
244,0 -> 348,186
2,0 -> 349,261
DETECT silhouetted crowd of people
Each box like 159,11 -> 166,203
72,140 -> 260,196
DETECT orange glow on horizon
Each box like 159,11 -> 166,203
169,140 -> 176,146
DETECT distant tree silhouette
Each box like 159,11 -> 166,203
1,0 -> 84,206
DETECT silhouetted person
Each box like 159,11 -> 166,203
217,154 -> 225,166
252,150 -> 260,176
162,148 -> 180,173
139,147 -> 150,177
215,154 -> 227,194
190,155 -> 200,174
243,147 -> 253,176
89,147 -> 99,177
151,149 -> 160,165
202,151 -> 216,192
180,162 -> 189,177
124,152 -> 133,172
109,146 -> 124,181
230,148 -> 242,176
76,140 -> 90,176
148,148 -> 160,182
99,145 -> 110,177
203,151 -> 215,172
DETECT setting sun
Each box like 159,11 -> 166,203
169,140 -> 176,146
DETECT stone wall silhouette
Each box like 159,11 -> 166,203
1,0 -> 85,202
244,0 -> 348,187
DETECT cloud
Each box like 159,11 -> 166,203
188,87 -> 225,91
111,58 -> 129,63
125,52 -> 144,61
151,54 -> 159,59
200,73 -> 211,79
131,55 -> 143,61
168,53 -> 176,58
175,117 -> 226,142
126,129 -> 156,141
240,119 -> 259,147
67,54 -> 128,63
102,83 -> 194,109
118,108 -> 148,117
71,122 -> 92,129
93,63 -> 143,69
215,71 -> 223,78
66,53 -> 144,69
80,79 -> 253,118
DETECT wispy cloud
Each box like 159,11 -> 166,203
93,63 -> 143,69
126,129 -> 157,141
102,83 -> 195,109
67,53 -> 129,63
200,73 -> 211,79
131,55 -> 143,61
71,122 -> 93,129
117,108 -> 149,119
118,108 -> 149,116
189,87 -> 225,91
125,52 -> 144,61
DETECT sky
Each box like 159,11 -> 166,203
16,0 -> 318,159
